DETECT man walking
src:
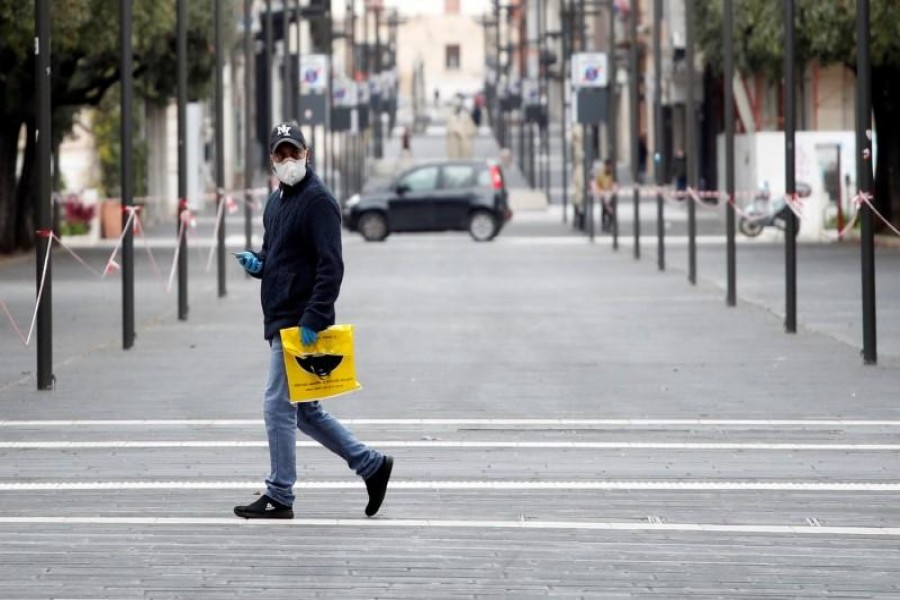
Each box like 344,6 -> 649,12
233,122 -> 393,519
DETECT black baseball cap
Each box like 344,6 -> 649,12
268,122 -> 307,154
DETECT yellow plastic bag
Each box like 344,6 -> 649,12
279,324 -> 362,403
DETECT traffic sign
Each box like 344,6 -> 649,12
571,52 -> 609,88
300,54 -> 328,93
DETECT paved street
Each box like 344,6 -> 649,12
1,129 -> 899,598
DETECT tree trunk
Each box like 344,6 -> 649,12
871,65 -> 900,230
0,119 -> 24,254
13,118 -> 37,251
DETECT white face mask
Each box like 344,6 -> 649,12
273,158 -> 307,186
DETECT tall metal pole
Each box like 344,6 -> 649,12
857,0 -> 877,364
244,0 -> 254,252
685,0 -> 697,284
120,0 -> 135,348
373,5 -> 383,159
629,0 -> 640,259
35,0 -> 53,390
608,0 -> 618,251
784,0 -> 797,333
347,0 -> 356,194
325,6 -> 334,188
177,0 -> 189,320
578,0 -> 586,49
560,0 -> 568,223
653,0 -> 664,270
518,3 -> 528,183
265,0 -> 274,195
282,7 -> 291,122
724,0 -> 736,305
294,0 -> 302,122
539,0 -> 549,205
215,0 -> 226,298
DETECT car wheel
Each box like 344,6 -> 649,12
468,210 -> 497,242
358,212 -> 389,242
738,217 -> 763,237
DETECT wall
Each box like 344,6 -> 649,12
716,130 -> 861,239
395,13 -> 485,102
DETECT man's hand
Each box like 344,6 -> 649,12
234,251 -> 262,274
300,326 -> 318,346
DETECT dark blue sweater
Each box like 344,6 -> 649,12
252,168 -> 344,340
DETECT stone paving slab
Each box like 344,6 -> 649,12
0,526 -> 897,599
1,445 -> 898,481
2,489 -> 899,528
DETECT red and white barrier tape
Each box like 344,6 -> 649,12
134,212 -> 164,282
686,187 -> 726,212
1,197 -> 236,348
205,191 -> 229,273
165,208 -> 193,294
837,192 -> 867,239
861,192 -> 900,237
1,231 -> 53,346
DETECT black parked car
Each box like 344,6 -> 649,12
342,160 -> 512,242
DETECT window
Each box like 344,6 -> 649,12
400,166 -> 439,192
442,165 -> 476,189
446,45 -> 461,71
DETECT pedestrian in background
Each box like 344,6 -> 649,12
447,101 -> 477,159
593,159 -> 615,232
672,148 -> 687,193
233,122 -> 393,520
637,133 -> 649,184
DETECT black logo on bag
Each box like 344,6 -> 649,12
295,354 -> 344,378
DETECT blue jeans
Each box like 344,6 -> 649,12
264,339 -> 383,506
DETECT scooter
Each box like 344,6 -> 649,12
738,182 -> 810,238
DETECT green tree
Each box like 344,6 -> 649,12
695,0 -> 900,228
0,0 -> 230,253
93,86 -> 148,199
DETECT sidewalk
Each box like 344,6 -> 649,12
1,175 -> 899,596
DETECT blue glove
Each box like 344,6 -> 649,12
301,326 -> 318,346
234,251 -> 262,274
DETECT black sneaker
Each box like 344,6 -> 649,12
233,494 -> 294,519
364,455 -> 393,517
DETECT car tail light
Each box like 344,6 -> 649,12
489,165 -> 504,191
